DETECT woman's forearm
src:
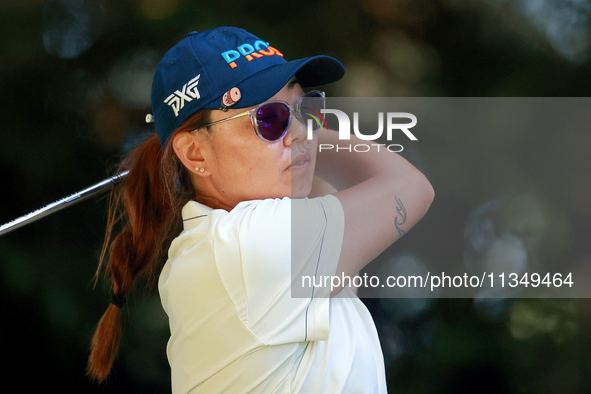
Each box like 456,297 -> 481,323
313,128 -> 434,293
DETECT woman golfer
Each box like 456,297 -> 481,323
87,26 -> 434,393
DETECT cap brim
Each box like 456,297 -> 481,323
203,55 -> 345,110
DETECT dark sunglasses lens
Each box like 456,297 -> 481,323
299,92 -> 325,131
255,102 -> 290,141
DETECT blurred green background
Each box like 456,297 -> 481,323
1,0 -> 591,392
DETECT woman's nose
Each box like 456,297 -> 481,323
285,112 -> 308,146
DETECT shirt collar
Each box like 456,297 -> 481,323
181,200 -> 213,231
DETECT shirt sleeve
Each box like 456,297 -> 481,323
213,195 -> 345,345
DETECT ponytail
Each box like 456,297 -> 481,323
87,110 -> 210,382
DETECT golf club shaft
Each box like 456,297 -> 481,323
0,171 -> 129,237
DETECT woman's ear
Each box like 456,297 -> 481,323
171,131 -> 209,176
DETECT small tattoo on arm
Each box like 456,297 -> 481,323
394,196 -> 407,237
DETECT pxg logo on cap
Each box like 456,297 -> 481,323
164,74 -> 201,117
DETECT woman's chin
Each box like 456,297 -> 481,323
290,183 -> 313,199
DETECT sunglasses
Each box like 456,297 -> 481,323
196,90 -> 326,142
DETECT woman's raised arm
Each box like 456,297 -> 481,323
313,128 -> 435,296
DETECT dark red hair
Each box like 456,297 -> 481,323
86,109 -> 211,382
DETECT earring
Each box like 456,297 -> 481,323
195,167 -> 205,173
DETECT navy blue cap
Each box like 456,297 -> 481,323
150,26 -> 345,147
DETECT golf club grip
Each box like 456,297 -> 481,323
0,171 -> 129,237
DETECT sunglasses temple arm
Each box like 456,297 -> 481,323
0,171 -> 129,237
203,111 -> 252,128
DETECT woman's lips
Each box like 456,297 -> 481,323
287,152 -> 311,171
287,160 -> 309,171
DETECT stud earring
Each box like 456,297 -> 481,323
195,167 -> 205,173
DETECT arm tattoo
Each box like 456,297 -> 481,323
394,196 -> 407,237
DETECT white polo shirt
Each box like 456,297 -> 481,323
158,196 -> 387,393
